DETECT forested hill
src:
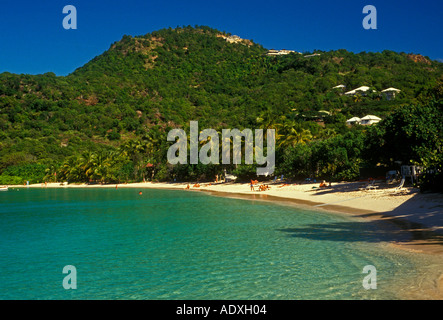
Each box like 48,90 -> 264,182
0,25 -> 442,185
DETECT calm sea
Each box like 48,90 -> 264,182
0,188 -> 437,299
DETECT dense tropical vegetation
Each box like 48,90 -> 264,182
0,26 -> 442,191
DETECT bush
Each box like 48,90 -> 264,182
333,164 -> 360,181
232,165 -> 258,182
1,163 -> 46,184
154,165 -> 171,182
420,169 -> 443,193
0,175 -> 23,185
107,130 -> 121,141
277,144 -> 312,179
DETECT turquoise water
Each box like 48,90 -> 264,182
0,188 -> 428,299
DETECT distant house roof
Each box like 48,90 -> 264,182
267,49 -> 300,56
346,117 -> 361,123
344,86 -> 374,95
359,115 -> 381,126
360,115 -> 381,121
332,84 -> 346,89
381,87 -> 401,93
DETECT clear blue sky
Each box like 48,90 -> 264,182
0,0 -> 442,76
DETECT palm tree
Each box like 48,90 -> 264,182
279,127 -> 313,148
354,93 -> 363,103
256,107 -> 279,130
119,139 -> 149,181
90,150 -> 114,184
120,139 -> 147,159
317,127 -> 337,140
59,155 -> 85,183
79,151 -> 95,181
44,164 -> 58,182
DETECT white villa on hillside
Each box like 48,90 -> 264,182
381,87 -> 401,100
344,86 -> 375,96
267,49 -> 300,56
346,117 -> 361,125
360,115 -> 381,125
346,115 -> 381,126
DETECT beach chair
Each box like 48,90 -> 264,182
385,170 -> 398,184
359,179 -> 378,191
393,177 -> 405,192
381,177 -> 405,193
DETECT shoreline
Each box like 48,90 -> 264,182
6,180 -> 443,298
10,180 -> 443,253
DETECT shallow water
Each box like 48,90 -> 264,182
0,188 -> 439,299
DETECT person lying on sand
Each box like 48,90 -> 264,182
278,183 -> 290,188
258,184 -> 270,191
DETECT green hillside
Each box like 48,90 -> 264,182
0,26 -> 442,189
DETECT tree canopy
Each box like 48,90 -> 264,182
0,26 -> 442,190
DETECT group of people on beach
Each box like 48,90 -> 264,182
185,183 -> 204,189
184,173 -> 227,190
250,179 -> 271,192
181,176 -> 330,192
250,179 -> 329,191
